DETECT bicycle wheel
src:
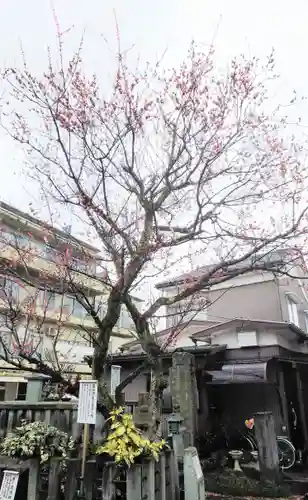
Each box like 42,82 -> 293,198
228,432 -> 257,452
277,437 -> 296,470
243,434 -> 257,451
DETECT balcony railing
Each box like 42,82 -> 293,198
0,231 -> 96,275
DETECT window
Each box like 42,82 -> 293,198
0,331 -> 12,356
31,334 -> 43,356
60,295 -> 86,319
44,245 -> 59,263
45,291 -> 56,311
118,306 -> 134,329
94,300 -> 105,319
0,383 -> 5,402
10,281 -> 19,301
16,382 -> 27,401
70,257 -> 79,270
72,300 -> 86,319
287,296 -> 299,326
61,295 -> 74,315
11,331 -> 40,357
0,231 -> 15,247
87,261 -> 96,274
37,290 -> 45,307
73,259 -> 88,272
37,289 -> 56,311
166,304 -> 182,327
304,311 -> 308,334
0,277 -> 19,302
15,234 -> 29,249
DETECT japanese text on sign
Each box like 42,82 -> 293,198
77,380 -> 98,425
0,470 -> 19,500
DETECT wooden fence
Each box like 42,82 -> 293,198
0,400 -> 181,499
0,401 -> 82,440
0,401 -> 109,444
0,401 -> 136,442
1,450 -> 178,500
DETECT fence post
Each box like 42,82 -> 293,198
165,452 -> 172,500
102,463 -> 116,500
168,451 -> 179,500
84,458 -> 96,500
47,457 -> 62,500
183,447 -> 205,500
127,464 -> 142,500
27,459 -> 40,500
142,458 -> 155,500
160,453 -> 166,500
254,411 -> 281,483
64,458 -> 80,500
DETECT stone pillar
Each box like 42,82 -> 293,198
254,411 -> 281,483
170,352 -> 197,446
134,393 -> 157,432
127,464 -> 142,500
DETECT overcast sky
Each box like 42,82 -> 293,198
0,0 -> 308,220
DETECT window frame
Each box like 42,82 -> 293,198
45,290 -> 56,311
304,310 -> 308,333
72,298 -> 87,319
286,294 -> 300,327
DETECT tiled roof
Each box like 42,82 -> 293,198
116,319 -> 216,355
110,343 -> 226,362
155,248 -> 299,289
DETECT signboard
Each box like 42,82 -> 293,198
0,470 -> 19,500
77,380 -> 98,425
110,365 -> 121,397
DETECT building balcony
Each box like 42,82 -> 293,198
0,293 -> 135,344
35,305 -> 98,329
0,242 -> 105,294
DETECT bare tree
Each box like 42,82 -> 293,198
1,32 -> 308,413
0,223 -> 209,408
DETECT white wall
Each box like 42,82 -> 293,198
161,270 -> 275,298
109,335 -> 135,354
155,321 -> 214,349
120,370 -> 148,402
210,326 -> 308,354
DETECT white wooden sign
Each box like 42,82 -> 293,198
184,447 -> 205,500
77,380 -> 98,425
110,365 -> 121,397
0,470 -> 19,500
192,454 -> 203,481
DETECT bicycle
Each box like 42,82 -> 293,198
241,418 -> 296,471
